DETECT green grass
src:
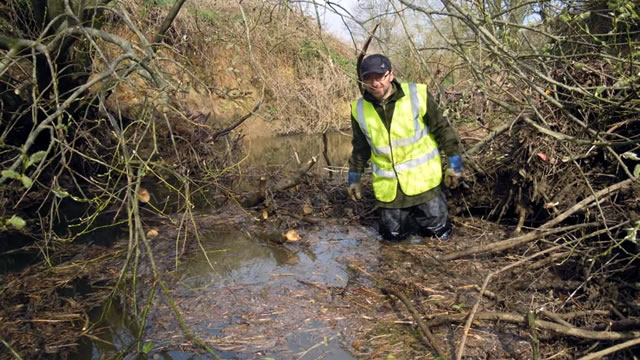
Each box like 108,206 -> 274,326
299,40 -> 355,73
196,9 -> 220,26
144,0 -> 176,6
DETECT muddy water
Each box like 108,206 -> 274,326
75,133 -> 387,359
77,224 -> 382,359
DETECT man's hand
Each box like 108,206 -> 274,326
348,183 -> 362,201
444,168 -> 462,189
347,171 -> 362,201
444,155 -> 463,189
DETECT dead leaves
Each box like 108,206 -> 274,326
282,229 -> 301,243
138,188 -> 151,203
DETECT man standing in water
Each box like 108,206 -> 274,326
347,54 -> 463,241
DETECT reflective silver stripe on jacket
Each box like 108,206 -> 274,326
372,148 -> 440,178
355,83 -> 428,156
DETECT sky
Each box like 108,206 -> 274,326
310,0 -> 360,42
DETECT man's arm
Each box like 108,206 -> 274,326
425,90 -> 464,189
349,113 -> 371,173
425,90 -> 461,157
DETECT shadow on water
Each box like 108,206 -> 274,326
1,198 -> 127,274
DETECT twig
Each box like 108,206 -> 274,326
576,337 -> 640,360
381,287 -> 446,359
472,284 -> 498,301
540,310 -> 575,328
441,222 -> 599,261
427,311 -> 640,341
528,311 -> 540,360
456,244 -> 563,360
0,337 -> 23,360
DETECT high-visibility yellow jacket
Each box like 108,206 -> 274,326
351,83 -> 442,202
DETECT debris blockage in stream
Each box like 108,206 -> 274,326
2,163 -> 638,359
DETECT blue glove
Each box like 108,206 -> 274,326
448,155 -> 462,174
445,155 -> 463,189
347,171 -> 361,186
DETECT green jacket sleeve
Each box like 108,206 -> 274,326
349,113 -> 371,173
425,90 -> 461,157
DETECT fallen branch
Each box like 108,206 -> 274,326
442,177 -> 634,261
455,244 -> 561,360
241,156 -> 317,208
381,287 -> 446,359
274,156 -> 318,192
522,115 -> 640,148
465,121 -> 511,156
440,222 -> 599,261
210,98 -> 263,142
526,252 -> 571,271
540,309 -> 575,329
577,337 -> 640,360
356,23 -> 380,94
427,311 -> 640,341
539,178 -> 634,230
152,0 -> 188,45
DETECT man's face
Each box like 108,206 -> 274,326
363,71 -> 394,100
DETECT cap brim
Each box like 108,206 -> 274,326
360,69 -> 387,77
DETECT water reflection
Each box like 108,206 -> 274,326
178,225 -> 300,289
242,131 -> 352,174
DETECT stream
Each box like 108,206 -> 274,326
72,132 -> 389,359
74,225 -> 387,359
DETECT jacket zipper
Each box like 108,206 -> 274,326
382,101 -> 399,179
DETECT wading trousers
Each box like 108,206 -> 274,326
377,191 -> 452,242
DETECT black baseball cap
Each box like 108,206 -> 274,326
360,54 -> 392,77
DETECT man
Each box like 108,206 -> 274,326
347,54 -> 463,241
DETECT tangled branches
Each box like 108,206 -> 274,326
0,0 -> 244,357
